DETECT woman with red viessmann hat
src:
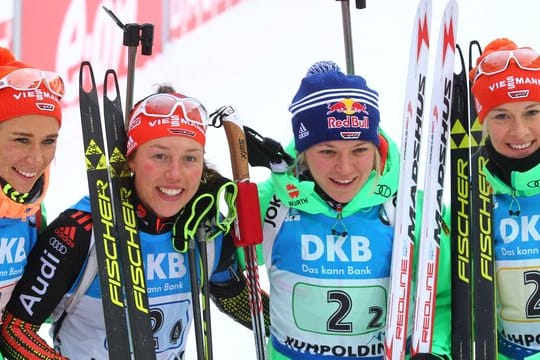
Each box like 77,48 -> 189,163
0,46 -> 64,317
470,37 -> 540,360
0,85 -> 269,359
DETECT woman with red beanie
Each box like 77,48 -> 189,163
0,85 -> 268,359
470,38 -> 540,359
0,47 -> 63,319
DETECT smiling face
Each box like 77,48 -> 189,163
0,114 -> 59,193
485,101 -> 540,159
304,140 -> 377,203
128,136 -> 204,219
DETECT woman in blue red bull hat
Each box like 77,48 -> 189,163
0,85 -> 269,359
0,46 -> 64,326
470,38 -> 540,360
235,60 -> 452,359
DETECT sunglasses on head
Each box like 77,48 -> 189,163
131,93 -> 208,130
0,68 -> 65,98
473,48 -> 540,82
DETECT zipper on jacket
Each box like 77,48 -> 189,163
331,204 -> 348,237
508,189 -> 521,217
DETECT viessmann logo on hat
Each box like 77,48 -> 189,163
487,75 -> 540,92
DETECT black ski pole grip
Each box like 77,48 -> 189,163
140,23 -> 154,56
355,0 -> 366,9
124,23 -> 141,47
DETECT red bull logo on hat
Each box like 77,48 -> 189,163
328,116 -> 369,129
326,98 -> 370,130
326,98 -> 369,116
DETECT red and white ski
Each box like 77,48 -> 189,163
384,0 -> 431,358
411,0 -> 458,355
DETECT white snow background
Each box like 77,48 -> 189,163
40,0 -> 540,358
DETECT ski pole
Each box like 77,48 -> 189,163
334,0 -> 366,75
196,181 -> 237,360
196,225 -> 213,360
209,106 -> 268,360
102,6 -> 154,127
335,0 -> 355,74
176,193 -> 215,360
188,232 -> 205,360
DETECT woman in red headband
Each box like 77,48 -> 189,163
470,38 -> 540,360
0,85 -> 268,359
0,46 -> 63,326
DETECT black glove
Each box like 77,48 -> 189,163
244,126 -> 294,170
411,353 -> 446,360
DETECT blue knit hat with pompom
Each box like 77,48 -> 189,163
289,61 -> 380,152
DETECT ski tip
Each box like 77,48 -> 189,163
79,61 -> 96,94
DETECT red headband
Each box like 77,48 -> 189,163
470,38 -> 540,123
0,48 -> 62,126
126,92 -> 207,155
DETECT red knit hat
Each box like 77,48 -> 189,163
126,92 -> 207,155
0,47 -> 63,126
470,38 -> 540,123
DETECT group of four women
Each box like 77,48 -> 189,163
0,36 -> 539,359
